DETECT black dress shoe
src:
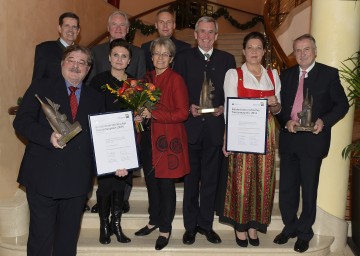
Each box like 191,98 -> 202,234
235,230 -> 248,247
122,200 -> 130,213
155,235 -> 170,250
294,238 -> 309,253
134,225 -> 158,236
273,232 -> 296,245
182,230 -> 197,245
197,226 -> 222,244
91,203 -> 99,213
247,230 -> 259,246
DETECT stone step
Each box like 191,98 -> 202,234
0,229 -> 334,256
82,198 -> 283,232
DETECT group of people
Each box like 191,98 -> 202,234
13,7 -> 349,256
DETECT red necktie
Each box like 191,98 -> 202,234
291,71 -> 307,121
69,86 -> 78,121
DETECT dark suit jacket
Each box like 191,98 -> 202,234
173,47 -> 236,145
141,36 -> 191,71
13,78 -> 105,198
276,62 -> 349,157
32,39 -> 66,81
89,42 -> 146,81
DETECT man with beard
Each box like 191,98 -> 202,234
14,45 -> 105,256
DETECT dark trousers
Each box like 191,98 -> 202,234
183,136 -> 222,231
26,187 -> 87,256
279,151 -> 322,241
141,130 -> 176,233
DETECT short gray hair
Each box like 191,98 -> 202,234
150,37 -> 176,58
195,16 -> 218,34
108,10 -> 129,28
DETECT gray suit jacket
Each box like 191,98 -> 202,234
88,42 -> 146,81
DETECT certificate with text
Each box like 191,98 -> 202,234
89,111 -> 139,176
226,98 -> 268,154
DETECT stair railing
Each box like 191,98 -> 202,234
263,0 -> 310,70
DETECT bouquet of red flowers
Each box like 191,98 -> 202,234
103,79 -> 161,132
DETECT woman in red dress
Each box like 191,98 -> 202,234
134,37 -> 190,250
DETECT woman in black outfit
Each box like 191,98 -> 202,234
89,39 -> 133,245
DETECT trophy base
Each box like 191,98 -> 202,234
197,107 -> 218,114
294,126 -> 315,132
58,121 -> 82,147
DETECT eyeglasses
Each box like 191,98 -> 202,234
65,58 -> 88,67
152,52 -> 172,58
62,24 -> 79,31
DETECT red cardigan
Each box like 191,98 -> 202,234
149,68 -> 190,178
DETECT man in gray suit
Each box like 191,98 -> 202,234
89,10 -> 146,214
89,10 -> 146,80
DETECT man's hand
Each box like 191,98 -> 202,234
313,118 -> 324,134
286,120 -> 300,133
190,104 -> 201,117
213,105 -> 224,117
50,132 -> 65,149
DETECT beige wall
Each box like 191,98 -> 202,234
0,0 -> 116,198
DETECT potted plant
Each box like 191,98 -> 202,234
341,50 -> 360,253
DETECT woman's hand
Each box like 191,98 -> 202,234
265,95 -> 278,107
141,108 -> 152,119
115,169 -> 128,177
134,115 -> 143,122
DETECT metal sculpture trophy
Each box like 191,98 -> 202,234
35,94 -> 82,146
294,88 -> 315,132
198,71 -> 217,114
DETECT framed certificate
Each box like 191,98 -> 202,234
226,97 -> 268,154
89,110 -> 140,176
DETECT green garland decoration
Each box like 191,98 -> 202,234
126,7 -> 263,43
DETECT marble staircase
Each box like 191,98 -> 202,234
0,165 -> 354,255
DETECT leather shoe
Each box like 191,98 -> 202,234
273,232 -> 296,245
247,230 -> 259,246
183,230 -> 197,245
134,225 -> 158,236
91,203 -> 99,213
235,230 -> 248,247
155,234 -> 170,250
122,200 -> 130,213
294,238 -> 309,253
197,226 -> 222,244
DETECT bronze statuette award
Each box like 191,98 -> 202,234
35,94 -> 82,146
198,72 -> 217,114
294,89 -> 315,132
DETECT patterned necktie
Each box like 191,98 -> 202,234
69,86 -> 78,121
291,70 -> 307,121
204,53 -> 210,61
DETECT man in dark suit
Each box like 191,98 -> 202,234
173,16 -> 236,245
13,45 -> 105,256
89,10 -> 146,80
32,12 -> 80,81
89,10 -> 146,214
274,34 -> 349,253
141,8 -> 191,71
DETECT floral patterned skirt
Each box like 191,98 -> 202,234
220,114 -> 277,232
